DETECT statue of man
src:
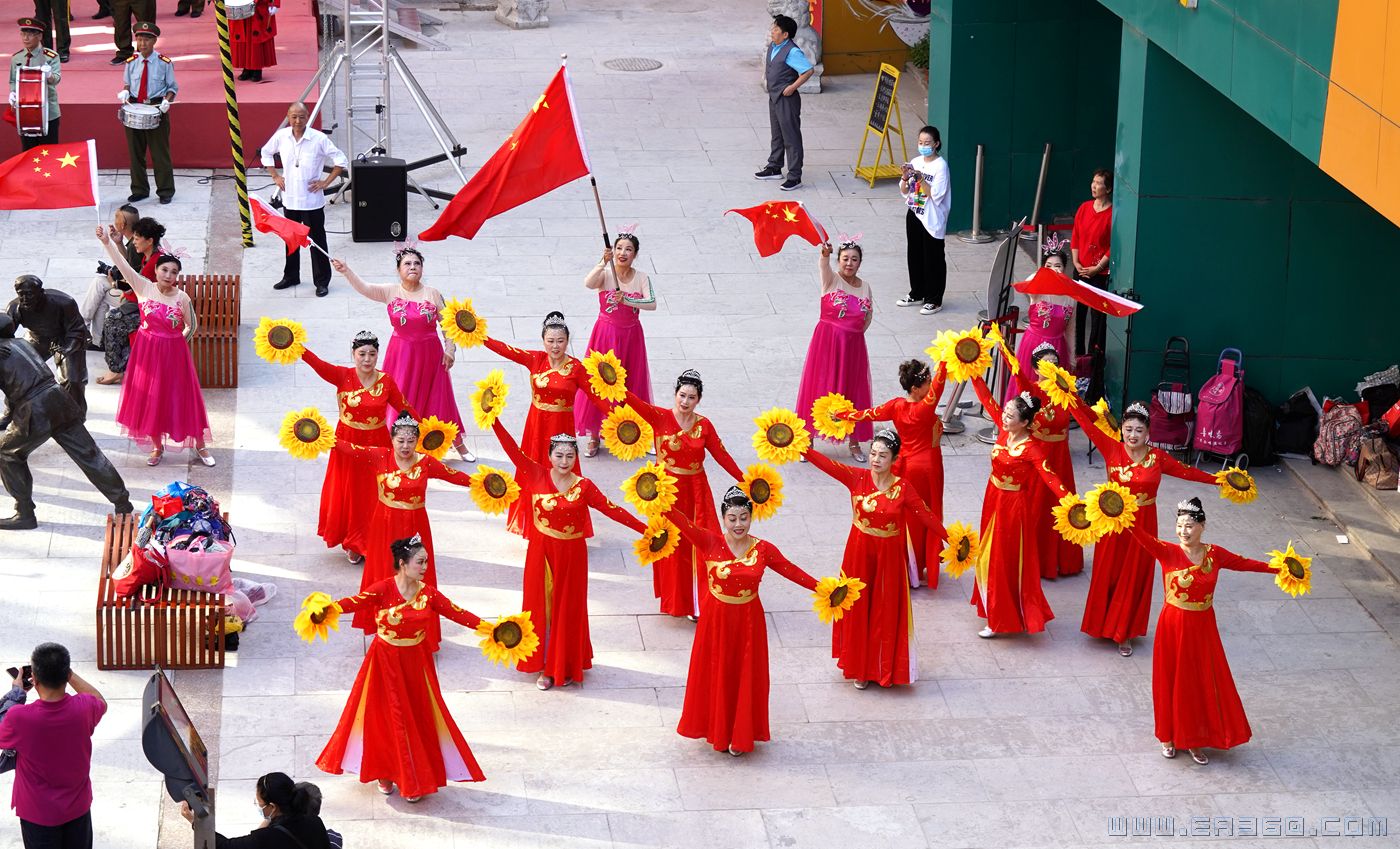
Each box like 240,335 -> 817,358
6,274 -> 89,418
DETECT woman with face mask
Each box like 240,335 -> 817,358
180,771 -> 331,847
895,125 -> 951,315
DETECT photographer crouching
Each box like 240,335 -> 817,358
79,206 -> 151,386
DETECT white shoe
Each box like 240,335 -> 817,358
455,442 -> 476,462
978,627 -> 995,638
920,303 -> 943,315
895,296 -> 923,308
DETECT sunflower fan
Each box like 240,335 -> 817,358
582,350 -> 628,403
810,393 -> 856,441
1215,467 -> 1258,504
928,327 -> 995,383
633,515 -> 681,566
1090,398 -> 1121,441
441,298 -> 488,348
940,522 -> 980,578
471,370 -> 509,430
600,405 -> 653,461
292,591 -> 341,643
620,461 -> 680,517
984,323 -> 1018,375
752,408 -> 811,465
475,614 -> 540,666
1268,542 -> 1313,598
1052,494 -> 1101,546
469,465 -> 521,514
415,415 -> 459,460
812,575 -> 865,624
1084,481 -> 1139,537
740,464 -> 784,521
253,317 -> 307,365
279,408 -> 336,460
1036,359 -> 1079,409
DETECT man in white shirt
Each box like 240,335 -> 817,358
260,101 -> 347,297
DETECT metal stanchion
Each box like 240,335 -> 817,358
1019,143 -> 1051,240
957,144 -> 995,244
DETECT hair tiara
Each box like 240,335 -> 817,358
543,313 -> 569,329
392,411 -> 419,431
721,485 -> 753,508
1042,233 -> 1069,256
549,433 -> 578,446
1032,341 -> 1058,358
1125,401 -> 1149,418
677,369 -> 702,384
353,330 -> 379,348
1176,498 -> 1206,522
873,427 -> 900,447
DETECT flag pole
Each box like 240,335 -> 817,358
562,52 -> 623,287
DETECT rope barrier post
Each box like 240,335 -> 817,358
214,0 -> 253,247
957,144 -> 995,244
1021,142 -> 1051,241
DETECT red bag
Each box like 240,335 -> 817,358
1383,401 -> 1400,438
151,494 -> 184,518
112,546 -> 168,599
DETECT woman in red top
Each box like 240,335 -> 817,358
968,377 -> 1074,637
624,370 -> 745,619
804,429 -> 943,688
1013,344 -> 1081,579
491,419 -> 646,689
665,487 -> 819,755
1070,168 -> 1113,398
840,359 -> 949,588
300,331 -> 413,564
315,537 -> 488,802
1129,498 -> 1283,765
1068,398 -> 1218,656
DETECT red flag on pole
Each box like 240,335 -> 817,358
0,139 -> 99,210
725,200 -> 827,257
1014,267 -> 1143,317
250,196 -> 312,255
420,66 -> 591,241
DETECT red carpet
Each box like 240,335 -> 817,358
0,0 -> 320,169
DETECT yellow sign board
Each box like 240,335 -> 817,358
854,63 -> 908,187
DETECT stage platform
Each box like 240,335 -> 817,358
1,0 -> 321,169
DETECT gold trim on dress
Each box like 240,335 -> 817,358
704,545 -> 759,604
339,414 -> 384,430
532,398 -> 573,412
1032,432 -> 1067,443
991,476 -> 1021,491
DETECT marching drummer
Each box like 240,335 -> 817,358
119,22 -> 177,205
8,18 -> 60,150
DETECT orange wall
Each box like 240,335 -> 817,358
821,1 -> 911,74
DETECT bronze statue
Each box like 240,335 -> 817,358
5,275 -> 90,420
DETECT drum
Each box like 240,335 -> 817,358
227,0 -> 255,19
15,67 -> 47,138
119,103 -> 163,130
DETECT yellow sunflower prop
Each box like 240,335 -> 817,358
468,465 -> 520,514
1090,398 -> 1121,441
940,522 -> 981,578
470,370 -> 509,430
633,515 -> 681,566
812,575 -> 866,624
440,298 -> 488,348
810,393 -> 856,441
752,408 -> 811,465
620,461 -> 680,517
984,323 -> 1018,375
1084,481 -> 1140,536
1268,542 -> 1313,598
740,464 -> 784,521
582,349 -> 628,403
928,327 -> 995,383
1036,359 -> 1079,409
600,404 -> 653,461
415,415 -> 459,460
1215,467 -> 1258,505
279,408 -> 336,460
475,613 -> 540,666
292,591 -> 341,643
1052,493 -> 1101,546
253,317 -> 307,365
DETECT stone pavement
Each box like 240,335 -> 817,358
4,1 -> 1400,847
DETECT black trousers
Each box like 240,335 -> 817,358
0,406 -> 128,517
20,118 -> 60,151
765,92 -> 803,180
283,207 -> 330,286
109,0 -> 154,56
20,812 -> 93,849
904,210 -> 947,306
125,109 -> 174,200
32,0 -> 71,55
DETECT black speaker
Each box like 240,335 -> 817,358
351,156 -> 408,242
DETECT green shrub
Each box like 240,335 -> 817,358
909,31 -> 929,70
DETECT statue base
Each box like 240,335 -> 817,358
495,0 -> 549,28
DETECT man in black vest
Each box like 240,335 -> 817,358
755,14 -> 813,192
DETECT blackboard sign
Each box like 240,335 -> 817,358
867,65 -> 899,133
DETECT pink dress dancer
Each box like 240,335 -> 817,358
575,273 -> 653,439
1005,301 -> 1073,402
796,292 -> 874,445
382,297 -> 464,429
118,300 -> 211,447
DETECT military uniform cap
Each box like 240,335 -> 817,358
133,21 -> 160,37
17,17 -> 44,32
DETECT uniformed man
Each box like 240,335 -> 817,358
8,18 -> 60,150
119,22 -> 177,204
108,0 -> 154,64
30,0 -> 70,63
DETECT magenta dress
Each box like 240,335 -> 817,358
1005,301 -> 1073,402
795,289 -> 873,443
575,287 -> 652,436
116,300 -> 211,446
381,297 -> 464,429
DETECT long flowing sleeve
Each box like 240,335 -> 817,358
572,360 -> 612,414
483,337 -> 536,369
1213,546 -> 1276,575
331,440 -> 374,463
703,422 -> 745,482
428,588 -> 483,629
663,507 -> 724,558
844,398 -> 898,423
421,455 -> 474,489
1025,441 -> 1072,500
803,447 -> 864,492
899,485 -> 946,538
382,373 -> 416,422
1126,524 -> 1174,564
1156,451 -> 1219,486
759,541 -> 818,592
624,389 -> 665,428
1067,396 -> 1123,459
300,348 -> 342,386
582,479 -> 647,534
333,585 -> 383,614
970,376 -> 1004,430
490,419 -> 544,487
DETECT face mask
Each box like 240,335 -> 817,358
254,801 -> 268,816
918,145 -> 934,157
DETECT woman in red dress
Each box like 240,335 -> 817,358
665,487 -> 819,755
316,537 -> 487,801
300,330 -> 413,564
1068,398 -> 1218,656
484,311 -> 606,534
624,370 -> 745,619
968,377 -> 1074,637
1129,498 -> 1282,765
804,429 -> 943,688
491,419 -> 646,689
840,359 -> 949,588
1014,344 -> 1081,579
230,0 -> 277,82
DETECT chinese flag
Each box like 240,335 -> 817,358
0,139 -> 99,210
420,66 -> 590,241
726,201 -> 827,257
250,196 -> 311,255
1014,267 -> 1143,317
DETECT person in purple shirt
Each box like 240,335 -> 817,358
0,642 -> 106,849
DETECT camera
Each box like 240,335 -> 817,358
96,261 -> 113,276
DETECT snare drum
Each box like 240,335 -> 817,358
119,103 -> 163,131
15,67 -> 47,138
227,0 -> 255,19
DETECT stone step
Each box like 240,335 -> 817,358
1284,457 -> 1400,584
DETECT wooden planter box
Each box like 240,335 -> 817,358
184,273 -> 241,389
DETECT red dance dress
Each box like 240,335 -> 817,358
1070,401 -> 1217,643
625,389 -> 745,617
666,509 -> 817,752
844,362 -> 948,588
492,420 -> 646,683
316,579 -> 485,797
1012,370 -> 1081,578
969,377 -> 1071,634
301,349 -> 412,557
805,449 -> 941,686
1128,527 -> 1275,750
332,443 -> 475,640
795,289 -> 874,444
230,0 -> 277,70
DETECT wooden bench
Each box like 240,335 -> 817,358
184,273 -> 240,389
96,513 -> 227,671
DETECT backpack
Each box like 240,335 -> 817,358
1313,404 -> 1364,467
1275,389 -> 1320,455
1195,349 -> 1244,457
1356,432 -> 1399,489
1241,386 -> 1276,467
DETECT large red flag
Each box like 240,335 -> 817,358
0,139 -> 98,210
726,200 -> 827,257
250,196 -> 312,255
1014,267 -> 1143,317
420,66 -> 590,241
